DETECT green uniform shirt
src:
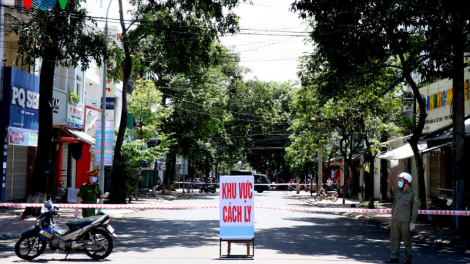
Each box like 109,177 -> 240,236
77,182 -> 102,204
392,187 -> 419,224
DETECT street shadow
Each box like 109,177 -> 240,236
1,210 -> 469,263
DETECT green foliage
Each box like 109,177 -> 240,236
68,91 -> 80,104
108,1 -> 246,195
128,79 -> 172,140
10,0 -> 105,69
123,79 -> 174,195
118,135 -> 172,196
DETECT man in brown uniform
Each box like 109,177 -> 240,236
386,172 -> 419,264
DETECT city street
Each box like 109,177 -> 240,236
0,191 -> 469,263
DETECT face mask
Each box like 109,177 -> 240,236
92,177 -> 98,182
398,181 -> 404,188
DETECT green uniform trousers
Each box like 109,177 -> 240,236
390,219 -> 412,260
82,208 -> 96,218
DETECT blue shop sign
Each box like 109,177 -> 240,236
101,97 -> 115,110
0,67 -> 40,130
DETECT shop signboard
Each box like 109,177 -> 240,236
52,89 -> 67,125
100,97 -> 115,110
94,120 -> 114,166
419,73 -> 470,133
0,67 -> 40,131
8,127 -> 38,147
67,103 -> 85,130
219,176 -> 254,239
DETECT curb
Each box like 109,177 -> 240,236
0,195 -> 175,241
0,231 -> 21,240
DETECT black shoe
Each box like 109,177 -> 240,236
385,259 -> 399,263
404,260 -> 411,264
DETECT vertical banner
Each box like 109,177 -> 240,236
220,176 -> 254,239
1,132 -> 7,200
95,120 -> 114,166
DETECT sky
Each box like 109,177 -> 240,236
220,1 -> 312,83
103,0 -> 312,83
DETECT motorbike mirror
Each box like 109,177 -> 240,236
44,200 -> 53,209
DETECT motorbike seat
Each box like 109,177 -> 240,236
326,191 -> 337,194
66,216 -> 102,230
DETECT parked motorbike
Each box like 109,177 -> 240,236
199,183 -> 216,193
427,197 -> 452,224
208,183 -> 217,193
15,200 -> 116,260
314,188 -> 339,202
288,184 -> 295,191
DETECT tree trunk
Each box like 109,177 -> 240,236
403,71 -> 427,210
451,14 -> 465,231
381,159 -> 388,201
109,0 -> 131,204
163,154 -> 176,193
23,55 -> 55,216
365,153 -> 375,208
317,144 -> 323,196
152,160 -> 157,196
343,160 -> 349,204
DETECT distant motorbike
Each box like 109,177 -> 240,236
288,184 -> 305,192
314,188 -> 339,202
15,200 -> 116,260
199,183 -> 216,193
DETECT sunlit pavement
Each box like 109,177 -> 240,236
0,191 -> 469,263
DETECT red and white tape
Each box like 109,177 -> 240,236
174,182 -> 319,186
0,203 -> 469,216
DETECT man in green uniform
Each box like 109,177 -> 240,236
386,172 -> 419,264
77,169 -> 105,218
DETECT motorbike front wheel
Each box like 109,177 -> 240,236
15,235 -> 46,260
84,229 -> 114,260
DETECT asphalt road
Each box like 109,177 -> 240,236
0,191 -> 469,263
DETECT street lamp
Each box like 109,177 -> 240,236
99,0 -> 114,202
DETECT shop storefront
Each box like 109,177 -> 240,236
0,67 -> 39,201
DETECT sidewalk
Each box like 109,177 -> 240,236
0,193 -> 180,241
289,191 -> 470,250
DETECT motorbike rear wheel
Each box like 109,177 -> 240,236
15,235 -> 46,260
84,229 -> 114,260
331,195 -> 338,202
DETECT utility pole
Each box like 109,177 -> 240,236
99,0 -> 113,203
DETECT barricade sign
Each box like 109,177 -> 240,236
219,176 -> 254,239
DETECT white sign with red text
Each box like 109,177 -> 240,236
219,176 -> 254,239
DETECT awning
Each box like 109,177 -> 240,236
379,142 -> 427,160
420,141 -> 451,154
379,135 -> 412,146
65,129 -> 95,145
330,153 -> 363,162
